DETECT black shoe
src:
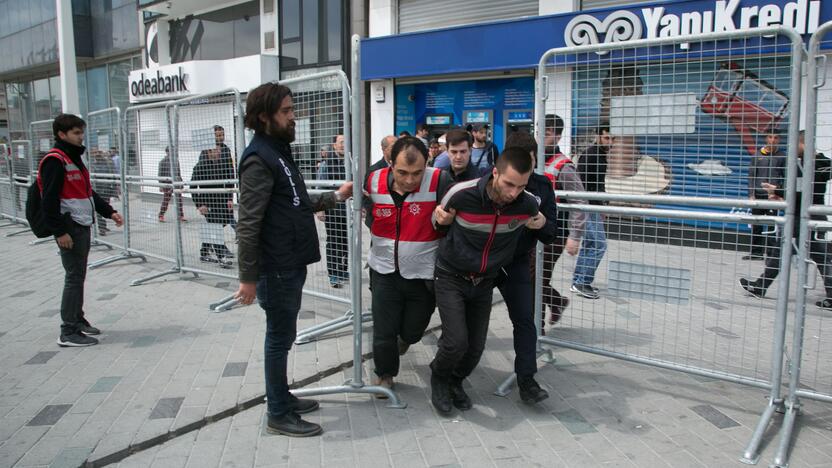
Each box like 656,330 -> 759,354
397,337 -> 410,356
817,298 -> 832,310
430,374 -> 453,414
288,395 -> 320,414
518,376 -> 549,404
742,253 -> 764,260
200,255 -> 218,264
570,284 -> 600,299
79,320 -> 101,336
57,333 -> 99,347
266,412 -> 322,437
449,379 -> 472,411
217,257 -> 233,269
739,278 -> 766,298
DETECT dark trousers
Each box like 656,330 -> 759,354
370,269 -> 436,377
430,268 -> 494,382
159,188 -> 184,217
57,222 -> 91,335
541,240 -> 568,309
759,229 -> 832,298
257,267 -> 307,417
497,255 -> 537,377
749,208 -> 769,255
324,211 -> 349,280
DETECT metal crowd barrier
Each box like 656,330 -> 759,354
520,27 -> 804,466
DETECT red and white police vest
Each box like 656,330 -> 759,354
544,154 -> 573,202
36,149 -> 95,226
366,166 -> 441,279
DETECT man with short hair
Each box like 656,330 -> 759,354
158,146 -> 185,222
192,147 -> 235,268
214,125 -> 238,232
745,131 -> 785,260
428,139 -> 442,166
366,136 -> 453,394
416,124 -> 430,147
444,129 -> 480,182
429,147 -> 546,414
38,114 -> 124,347
470,123 -> 499,174
571,125 -> 613,300
233,82 -> 353,437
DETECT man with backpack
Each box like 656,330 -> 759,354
35,114 -> 123,347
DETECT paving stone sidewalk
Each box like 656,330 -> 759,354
2,222 -> 832,467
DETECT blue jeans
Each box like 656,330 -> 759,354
257,267 -> 307,417
572,212 -> 607,286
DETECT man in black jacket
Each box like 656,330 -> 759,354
233,83 -> 352,437
745,132 -> 785,260
157,146 -> 184,222
741,131 -> 832,309
191,147 -> 234,268
39,114 -> 123,347
499,131 -> 558,403
430,147 -> 545,414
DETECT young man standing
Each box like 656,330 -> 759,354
571,125 -> 614,299
469,123 -> 499,174
233,83 -> 352,437
745,132 -> 785,260
430,147 -> 546,414
366,136 -> 453,394
445,129 -> 480,182
38,114 -> 124,347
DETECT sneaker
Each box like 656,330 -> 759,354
329,277 -> 343,289
224,252 -> 235,259
739,278 -> 766,298
518,376 -> 549,404
200,256 -> 219,264
817,298 -> 832,310
448,379 -> 472,411
158,214 -> 165,222
570,284 -> 600,300
373,375 -> 394,399
217,258 -> 233,269
430,373 -> 452,414
266,412 -> 322,437
80,319 -> 101,335
57,333 -> 99,347
98,230 -> 107,236
288,394 -> 320,414
549,297 -> 569,325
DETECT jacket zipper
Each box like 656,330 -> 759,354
480,208 -> 500,273
394,204 -> 403,271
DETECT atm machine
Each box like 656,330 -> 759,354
463,110 -> 494,140
424,114 -> 454,141
504,110 -> 534,141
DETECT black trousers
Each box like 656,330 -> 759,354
497,255 -> 537,377
749,208 -> 770,255
370,269 -> 436,377
57,222 -> 91,335
324,207 -> 349,280
430,268 -> 494,382
759,228 -> 832,298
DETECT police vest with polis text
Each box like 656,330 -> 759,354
366,166 -> 442,279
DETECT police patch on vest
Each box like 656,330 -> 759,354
375,208 -> 392,218
408,204 -> 421,216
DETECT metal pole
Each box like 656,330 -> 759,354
349,34 -> 364,389
168,103 -> 186,274
55,0 -> 80,115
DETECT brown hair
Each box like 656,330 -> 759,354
244,83 -> 293,134
496,147 -> 533,174
445,129 -> 472,148
53,114 -> 86,138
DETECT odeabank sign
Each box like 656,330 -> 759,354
130,67 -> 188,98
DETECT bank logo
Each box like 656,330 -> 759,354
565,10 -> 642,48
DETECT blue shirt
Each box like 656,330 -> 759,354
432,151 -> 450,169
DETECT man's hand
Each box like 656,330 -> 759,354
526,212 -> 546,230
198,205 -> 209,215
565,238 -> 580,256
56,233 -> 73,250
336,181 -> 354,201
434,206 -> 456,226
234,282 -> 257,305
111,212 -> 124,227
761,182 -> 783,201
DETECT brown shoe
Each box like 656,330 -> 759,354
373,376 -> 394,399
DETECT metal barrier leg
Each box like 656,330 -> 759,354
294,310 -> 372,345
741,398 -> 784,465
494,347 -> 556,397
131,266 -> 183,286
292,383 -> 407,409
29,237 -> 52,246
5,227 -> 31,237
208,294 -> 243,312
89,251 -> 147,269
772,401 -> 800,467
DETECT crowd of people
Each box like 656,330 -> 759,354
34,83 -> 832,439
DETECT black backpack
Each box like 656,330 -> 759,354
26,181 -> 51,238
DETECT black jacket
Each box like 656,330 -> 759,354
513,172 -> 558,258
577,144 -> 608,204
238,133 -> 334,274
191,152 -> 235,224
749,147 -> 786,199
39,139 -> 115,237
446,163 -> 481,183
436,173 -> 540,277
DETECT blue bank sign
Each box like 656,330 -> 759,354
361,0 -> 832,80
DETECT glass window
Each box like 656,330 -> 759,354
5,84 -> 22,131
0,2 -> 10,38
42,0 -> 56,21
49,75 -> 62,117
86,66 -> 109,112
326,0 -> 341,62
234,13 -> 260,58
282,0 -> 299,39
77,70 -> 88,117
107,60 -> 132,110
33,78 -> 51,121
301,0 -> 318,64
282,40 -> 300,68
